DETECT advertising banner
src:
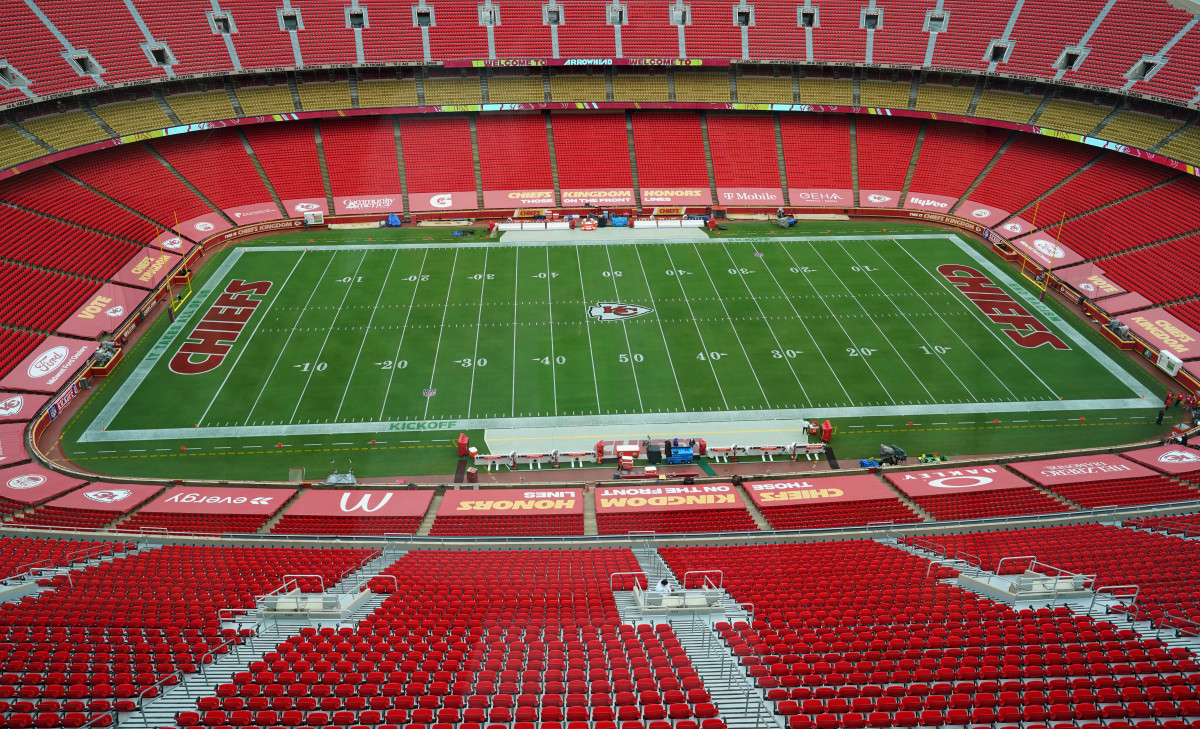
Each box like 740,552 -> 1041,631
903,192 -> 958,214
334,194 -> 405,215
744,475 -> 900,507
176,212 -> 232,241
1124,308 -> 1200,360
1121,444 -> 1200,475
0,422 -> 30,465
150,230 -> 197,255
57,283 -> 148,338
640,187 -> 712,205
437,488 -> 584,515
218,219 -> 306,243
0,337 -> 99,394
0,393 -> 49,424
284,489 -> 434,517
715,188 -> 784,206
1009,232 -> 1085,271
111,249 -> 181,290
139,486 -> 297,515
996,217 -> 1032,239
1008,454 -> 1156,486
0,463 -> 85,505
561,189 -> 636,206
1053,263 -> 1127,300
1096,292 -> 1153,317
956,201 -> 1011,228
224,203 -> 283,225
408,191 -> 478,212
788,188 -> 853,207
594,483 -> 746,513
46,483 -> 161,513
859,190 -> 901,208
483,189 -> 556,209
283,198 -> 329,218
885,466 -> 1034,498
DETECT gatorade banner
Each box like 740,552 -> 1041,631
0,393 -> 48,424
957,201 -> 1011,228
408,191 -> 477,212
57,283 -> 147,338
438,488 -> 584,515
177,212 -> 232,241
0,422 -> 30,466
335,194 -> 405,215
0,463 -> 86,505
1120,444 -> 1200,475
640,188 -> 712,205
1054,263 -> 1127,300
47,483 -> 161,513
903,192 -> 958,214
284,198 -> 329,218
483,190 -> 556,208
1124,309 -> 1200,360
1009,454 -> 1158,485
788,189 -> 852,207
139,486 -> 297,515
111,249 -> 181,290
150,230 -> 197,255
885,466 -> 1033,497
595,484 -> 746,513
284,489 -> 434,517
860,190 -> 901,208
715,188 -> 784,206
225,203 -> 283,225
0,337 -> 99,394
1009,232 -> 1085,271
744,475 -> 899,507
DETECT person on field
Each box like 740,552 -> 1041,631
1157,409 -> 1165,425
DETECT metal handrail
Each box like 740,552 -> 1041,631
283,573 -> 326,593
63,540 -> 120,565
995,554 -> 1038,575
1089,584 -> 1140,615
954,550 -> 984,573
738,601 -> 756,627
609,570 -> 647,594
682,569 -> 723,589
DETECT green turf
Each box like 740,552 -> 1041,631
59,222 -> 1176,480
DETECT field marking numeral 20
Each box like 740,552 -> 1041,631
376,360 -> 409,370
789,266 -> 814,273
846,348 -> 878,357
403,275 -> 429,282
295,362 -> 327,372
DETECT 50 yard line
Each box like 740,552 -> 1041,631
334,248 -> 400,420
379,248 -> 431,420
605,244 -> 644,412
631,245 -> 686,410
423,248 -> 460,420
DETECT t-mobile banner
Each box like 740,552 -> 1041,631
0,463 -> 86,505
284,198 -> 329,218
178,212 -> 232,241
594,484 -> 747,514
884,466 -> 1035,498
957,201 -> 1011,227
111,249 -> 182,290
788,189 -> 853,207
859,190 -> 902,208
284,489 -> 434,517
996,217 -> 1032,240
57,283 -> 148,338
1009,454 -> 1156,486
47,482 -> 161,513
715,188 -> 784,206
1010,233 -> 1085,271
150,230 -> 196,256
437,488 -> 584,515
744,475 -> 900,508
1121,444 -> 1200,476
0,393 -> 49,424
0,422 -> 30,466
640,187 -> 712,205
334,194 -> 405,215
0,337 -> 99,394
1124,308 -> 1200,360
225,203 -> 283,225
1053,263 -> 1127,300
408,191 -> 478,212
903,192 -> 958,214
483,190 -> 556,209
561,189 -> 636,206
140,486 -> 298,515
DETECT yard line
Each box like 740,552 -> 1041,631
688,243 -> 770,404
288,251 -> 369,424
335,249 -> 400,420
196,250 -> 306,427
836,240 -> 981,402
466,247 -> 491,416
379,249 -> 430,419
604,245 -> 644,412
574,246 -> 602,411
423,248 -> 461,419
804,241 -> 935,401
511,248 -> 520,416
889,239 -> 1060,399
661,244 -> 729,410
631,245 -> 686,410
774,241 -> 889,404
717,242 -> 810,405
866,239 -> 1017,400
545,246 -> 558,417
244,252 -> 340,425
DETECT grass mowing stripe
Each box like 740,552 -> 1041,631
573,245 -> 602,411
379,248 -> 430,420
631,244 -> 687,411
604,244 -> 645,411
244,251 -> 339,425
545,245 -> 559,416
466,246 -> 491,415
510,247 -> 519,416
335,248 -> 400,421
423,248 -> 460,420
660,243 -> 729,410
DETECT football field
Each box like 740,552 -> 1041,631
78,230 -> 1154,445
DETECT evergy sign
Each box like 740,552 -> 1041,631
140,486 -> 297,515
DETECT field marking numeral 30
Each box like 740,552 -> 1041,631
847,348 -> 877,357
772,349 -> 801,359
455,358 -> 487,367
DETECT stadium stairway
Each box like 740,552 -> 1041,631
583,490 -> 599,535
739,495 -> 773,531
415,491 -> 443,535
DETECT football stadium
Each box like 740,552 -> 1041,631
2,3 -> 1200,729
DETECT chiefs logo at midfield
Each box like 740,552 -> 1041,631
588,302 -> 654,322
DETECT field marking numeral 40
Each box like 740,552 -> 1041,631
531,272 -> 559,279
619,353 -> 643,363
697,352 -> 727,361
535,356 -> 567,365
295,362 -> 327,372
666,270 -> 691,276
919,345 -> 952,355
846,348 -> 878,357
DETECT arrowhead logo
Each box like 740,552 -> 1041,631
0,395 -> 24,417
1159,450 -> 1200,464
84,489 -> 132,504
588,302 -> 654,322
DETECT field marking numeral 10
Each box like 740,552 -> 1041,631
455,358 -> 487,367
376,360 -> 408,370
846,348 -> 878,357
697,352 -> 727,361
772,349 -> 801,359
619,353 -> 643,363
789,266 -> 814,273
535,356 -> 567,365
851,266 -> 879,272
728,268 -> 755,275
919,345 -> 952,355
338,276 -> 363,283
295,362 -> 327,372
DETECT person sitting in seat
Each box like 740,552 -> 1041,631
654,579 -> 673,595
